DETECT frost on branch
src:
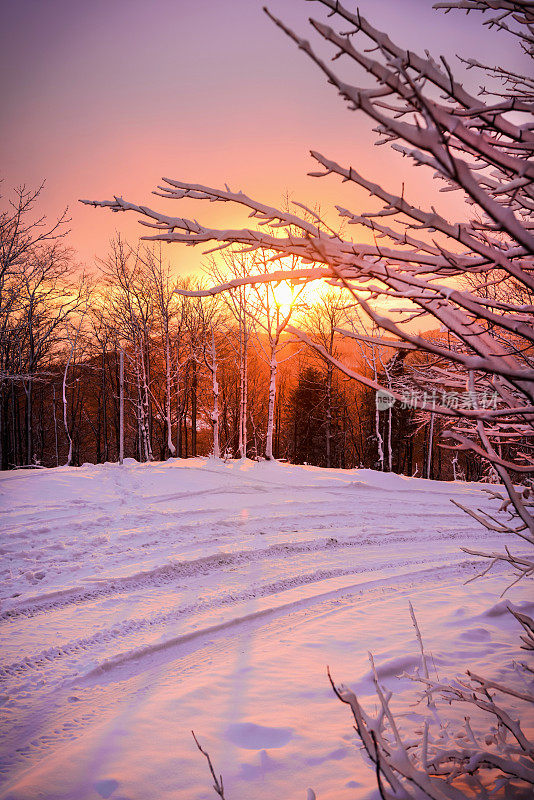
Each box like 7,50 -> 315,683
329,603 -> 534,800
82,1 -> 533,795
81,0 -> 534,561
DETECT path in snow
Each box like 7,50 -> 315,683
0,459 -> 528,800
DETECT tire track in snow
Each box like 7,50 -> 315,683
0,463 -> 503,792
77,559 -> 479,687
0,527 -> 468,623
1,560 -> 472,784
1,555 -> 473,682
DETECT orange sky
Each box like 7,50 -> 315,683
2,0 -> 527,281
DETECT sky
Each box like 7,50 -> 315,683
1,0 -> 527,279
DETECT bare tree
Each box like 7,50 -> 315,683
235,267 -> 304,461
206,253 -> 255,459
82,0 -> 533,557
192,292 -> 225,459
178,256 -> 305,460
82,0 -> 533,794
0,219 -> 85,467
99,239 -> 156,462
0,184 -> 68,340
62,300 -> 90,466
139,246 -> 178,458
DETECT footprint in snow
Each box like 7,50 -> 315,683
94,778 -> 119,798
226,721 -> 293,750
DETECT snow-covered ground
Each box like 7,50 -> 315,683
0,459 -> 530,799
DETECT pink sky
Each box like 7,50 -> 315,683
1,0 -> 526,278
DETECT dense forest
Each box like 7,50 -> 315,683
0,187 -> 498,480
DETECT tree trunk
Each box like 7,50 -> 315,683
210,330 -> 220,459
375,398 -> 384,471
373,354 -> 384,471
0,394 -> 3,471
387,403 -> 393,472
191,359 -> 197,457
325,361 -> 333,468
63,354 -> 73,467
102,351 -> 108,462
238,330 -> 247,459
25,379 -> 32,464
265,349 -> 277,460
164,323 -> 175,457
242,346 -> 248,458
52,385 -> 59,466
137,336 -> 153,462
426,412 -> 435,480
175,340 -> 182,458
119,349 -> 124,465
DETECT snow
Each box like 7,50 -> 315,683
0,458 -> 529,799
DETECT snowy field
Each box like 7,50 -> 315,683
0,459 -> 530,800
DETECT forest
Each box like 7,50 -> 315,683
0,194 -> 510,481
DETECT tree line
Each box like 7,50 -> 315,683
0,190 -> 484,479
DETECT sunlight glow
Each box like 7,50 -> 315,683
273,281 -> 295,316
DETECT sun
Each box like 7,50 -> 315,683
273,281 -> 295,315
273,278 -> 329,316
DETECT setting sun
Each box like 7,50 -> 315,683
273,280 -> 295,315
2,2 -> 532,799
